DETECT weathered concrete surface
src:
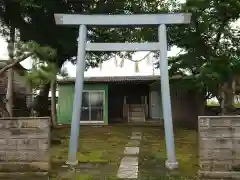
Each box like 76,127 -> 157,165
132,132 -> 142,137
130,135 -> 141,140
127,140 -> 140,147
117,131 -> 142,179
198,116 -> 240,180
124,147 -> 139,155
0,117 -> 50,175
0,172 -> 49,180
117,156 -> 138,179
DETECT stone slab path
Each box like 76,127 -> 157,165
124,147 -> 139,155
127,140 -> 140,147
117,130 -> 142,179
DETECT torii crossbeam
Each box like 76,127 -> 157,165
54,13 -> 191,170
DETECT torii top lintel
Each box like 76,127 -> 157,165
54,13 -> 191,26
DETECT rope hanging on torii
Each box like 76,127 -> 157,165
99,52 -> 153,72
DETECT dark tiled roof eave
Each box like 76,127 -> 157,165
58,75 -> 160,83
57,75 -> 186,84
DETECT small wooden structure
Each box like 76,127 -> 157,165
57,75 -> 203,127
0,61 -> 32,117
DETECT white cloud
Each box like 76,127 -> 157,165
0,38 -> 8,60
231,18 -> 240,29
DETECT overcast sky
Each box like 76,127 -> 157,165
0,31 -> 183,77
0,37 -> 183,77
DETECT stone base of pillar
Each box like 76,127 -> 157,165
165,160 -> 179,170
66,160 -> 78,166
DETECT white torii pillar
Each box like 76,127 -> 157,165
54,13 -> 191,170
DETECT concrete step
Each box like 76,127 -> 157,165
130,105 -> 142,108
129,117 -> 145,122
130,111 -> 145,117
130,107 -> 143,112
130,104 -> 142,107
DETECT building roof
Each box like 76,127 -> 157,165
57,75 -> 184,84
0,60 -> 27,72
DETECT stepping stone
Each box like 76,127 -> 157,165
121,156 -> 138,166
117,165 -> 138,179
132,132 -> 142,136
117,156 -> 138,179
130,135 -> 141,140
124,147 -> 139,155
127,140 -> 140,147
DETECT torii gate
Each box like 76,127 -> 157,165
54,13 -> 191,169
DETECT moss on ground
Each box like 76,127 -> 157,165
49,126 -> 198,180
139,127 -> 198,180
49,126 -> 131,179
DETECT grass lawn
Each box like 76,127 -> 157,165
49,126 -> 198,180
50,126 -> 131,180
139,127 -> 199,180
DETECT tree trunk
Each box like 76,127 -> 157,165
220,80 -> 236,115
51,79 -> 57,128
6,27 -> 15,117
29,83 -> 50,117
196,91 -> 206,116
29,61 -> 64,118
220,89 -> 226,115
38,83 -> 50,116
6,69 -> 13,117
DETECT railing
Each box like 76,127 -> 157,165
141,104 -> 146,122
127,105 -> 130,122
0,101 -> 9,117
142,104 -> 148,119
123,103 -> 148,122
